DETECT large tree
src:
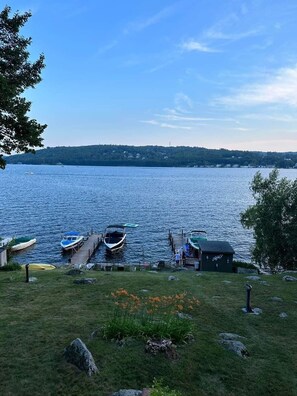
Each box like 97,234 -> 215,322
241,169 -> 297,271
0,6 -> 46,169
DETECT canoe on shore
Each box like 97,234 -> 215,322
21,263 -> 56,270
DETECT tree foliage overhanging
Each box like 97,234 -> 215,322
0,6 -> 46,169
241,169 -> 297,271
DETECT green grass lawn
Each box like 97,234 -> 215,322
0,269 -> 296,396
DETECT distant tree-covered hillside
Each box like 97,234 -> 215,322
5,144 -> 297,168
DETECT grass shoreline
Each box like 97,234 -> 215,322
0,269 -> 296,395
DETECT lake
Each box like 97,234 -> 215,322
1,165 -> 297,266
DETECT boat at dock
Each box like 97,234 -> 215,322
60,231 -> 84,251
103,223 -> 138,251
0,237 -> 13,248
188,230 -> 207,251
9,237 -> 37,252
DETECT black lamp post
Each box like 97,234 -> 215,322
25,263 -> 29,283
245,283 -> 253,313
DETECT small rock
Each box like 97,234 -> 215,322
65,269 -> 84,276
279,312 -> 288,318
64,338 -> 98,376
283,275 -> 297,282
139,289 -> 149,293
219,333 -> 245,341
177,312 -> 193,320
253,307 -> 263,315
242,307 -> 262,315
168,276 -> 179,281
259,281 -> 269,286
90,328 -> 101,339
29,277 -> 38,283
222,280 -> 232,284
73,264 -> 82,269
270,297 -> 283,302
86,263 -> 95,270
246,276 -> 261,281
73,278 -> 96,284
115,337 -> 137,348
112,390 -> 142,396
145,338 -> 177,358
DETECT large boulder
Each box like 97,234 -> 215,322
220,339 -> 249,358
112,391 -> 142,396
64,338 -> 98,376
219,333 -> 249,358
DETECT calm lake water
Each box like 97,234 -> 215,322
1,165 -> 297,266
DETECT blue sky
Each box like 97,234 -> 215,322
6,0 -> 297,151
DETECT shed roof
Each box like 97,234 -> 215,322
198,240 -> 235,254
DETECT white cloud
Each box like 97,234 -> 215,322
231,127 -> 250,131
240,113 -> 297,122
174,93 -> 193,113
124,4 -> 177,34
141,120 -> 192,130
180,40 -> 219,53
205,28 -> 261,41
217,66 -> 297,107
202,11 -> 263,43
156,113 -> 217,122
97,40 -> 119,55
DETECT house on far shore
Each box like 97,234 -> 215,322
198,240 -> 235,272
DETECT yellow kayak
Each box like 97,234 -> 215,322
21,263 -> 56,270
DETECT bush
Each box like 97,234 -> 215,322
150,378 -> 182,396
0,262 -> 22,271
241,170 -> 297,271
232,260 -> 258,272
102,289 -> 199,342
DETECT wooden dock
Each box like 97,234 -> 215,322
70,234 -> 102,266
168,230 -> 197,267
168,229 -> 187,253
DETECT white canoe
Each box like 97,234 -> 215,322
10,238 -> 37,252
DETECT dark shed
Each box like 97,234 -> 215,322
198,240 -> 235,272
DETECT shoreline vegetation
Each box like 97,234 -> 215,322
5,144 -> 297,169
1,268 -> 296,395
